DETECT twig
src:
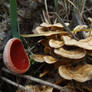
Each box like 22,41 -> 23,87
80,0 -> 86,17
75,13 -> 86,39
67,0 -> 78,10
1,76 -> 32,92
2,68 -> 70,92
44,0 -> 51,23
54,12 -> 79,40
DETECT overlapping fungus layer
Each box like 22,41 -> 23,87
31,23 -> 92,82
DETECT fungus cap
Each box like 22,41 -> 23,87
62,36 -> 92,50
40,23 -> 69,28
49,39 -> 64,48
3,38 -> 30,74
73,25 -> 87,31
30,54 -> 45,62
54,47 -> 86,59
59,64 -> 92,82
44,56 -> 57,64
33,26 -> 62,36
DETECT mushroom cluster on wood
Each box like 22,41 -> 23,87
32,22 -> 92,82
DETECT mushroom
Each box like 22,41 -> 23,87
62,36 -> 92,50
3,38 -> 30,74
32,23 -> 69,36
54,47 -> 86,59
49,39 -> 64,48
30,54 -> 45,63
31,54 -> 57,64
73,25 -> 87,33
33,26 -> 48,34
40,22 -> 53,27
33,27 -> 62,36
40,22 -> 69,28
44,56 -> 57,64
59,64 -> 92,82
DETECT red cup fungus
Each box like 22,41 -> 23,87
3,38 -> 30,74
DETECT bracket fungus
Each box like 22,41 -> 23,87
40,22 -> 69,28
73,25 -> 88,33
44,56 -> 57,64
59,64 -> 92,82
54,47 -> 86,59
31,23 -> 92,83
49,39 -> 64,48
30,54 -> 45,63
31,54 -> 57,64
62,36 -> 92,50
3,38 -> 30,74
33,22 -> 69,36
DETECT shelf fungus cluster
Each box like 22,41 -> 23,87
31,23 -> 92,82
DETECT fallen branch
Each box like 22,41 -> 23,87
1,76 -> 32,92
2,68 -> 70,92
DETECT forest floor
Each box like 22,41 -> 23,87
0,0 -> 92,92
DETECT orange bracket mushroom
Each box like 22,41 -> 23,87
3,38 -> 30,74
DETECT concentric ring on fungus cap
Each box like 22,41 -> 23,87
49,39 -> 64,48
58,64 -> 92,82
54,47 -> 86,59
30,54 -> 45,63
44,56 -> 57,64
30,54 -> 57,64
62,36 -> 92,50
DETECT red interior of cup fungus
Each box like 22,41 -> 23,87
3,38 -> 30,74
10,39 -> 29,70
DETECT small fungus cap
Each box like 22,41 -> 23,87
73,25 -> 87,31
44,56 -> 57,64
49,39 -> 64,48
30,54 -> 45,63
31,54 -> 57,64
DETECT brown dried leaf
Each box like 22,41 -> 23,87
39,71 -> 49,77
